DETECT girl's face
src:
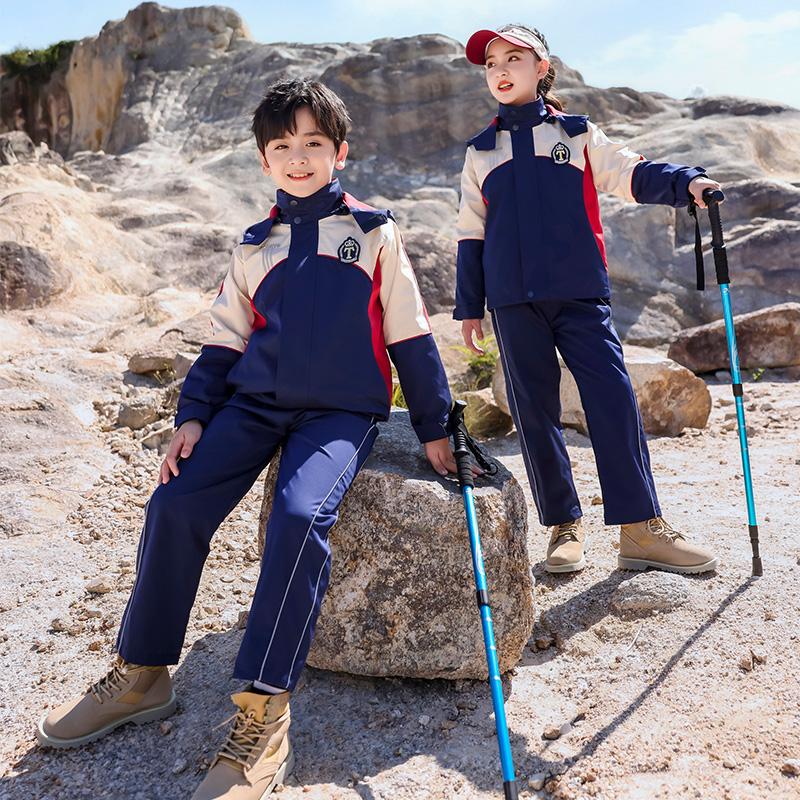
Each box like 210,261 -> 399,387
484,38 -> 549,106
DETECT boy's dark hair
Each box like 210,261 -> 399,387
251,77 -> 351,153
498,23 -> 564,112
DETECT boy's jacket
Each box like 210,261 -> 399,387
176,180 -> 450,443
454,97 -> 707,319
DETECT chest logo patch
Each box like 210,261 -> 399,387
551,142 -> 570,164
338,236 -> 361,264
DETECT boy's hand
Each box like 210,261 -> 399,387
461,319 -> 486,355
424,437 -> 484,478
160,420 -> 203,484
688,176 -> 723,209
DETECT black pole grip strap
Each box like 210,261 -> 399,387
687,201 -> 705,291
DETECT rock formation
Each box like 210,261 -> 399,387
667,302 -> 800,373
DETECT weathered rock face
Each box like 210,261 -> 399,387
492,345 -> 711,437
0,241 -> 69,310
257,410 -> 534,679
401,230 -> 457,315
667,302 -> 800,373
65,3 -> 255,155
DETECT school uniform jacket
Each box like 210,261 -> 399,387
454,97 -> 707,319
176,179 -> 451,443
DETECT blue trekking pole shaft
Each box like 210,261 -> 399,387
451,401 -> 518,799
704,189 -> 763,576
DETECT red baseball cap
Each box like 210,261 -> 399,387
465,27 -> 550,66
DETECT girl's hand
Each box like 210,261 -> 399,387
688,176 -> 723,209
424,437 -> 484,478
461,319 -> 485,355
160,420 -> 203,484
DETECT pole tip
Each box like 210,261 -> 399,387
752,558 -> 763,577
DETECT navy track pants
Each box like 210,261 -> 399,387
116,395 -> 378,691
492,299 -> 660,527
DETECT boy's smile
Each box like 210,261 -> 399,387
484,39 -> 548,107
260,107 -> 348,197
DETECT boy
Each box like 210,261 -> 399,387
38,78 -> 455,799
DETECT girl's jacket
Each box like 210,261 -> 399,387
176,179 -> 451,443
454,97 -> 707,319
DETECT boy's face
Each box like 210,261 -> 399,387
484,39 -> 549,107
260,107 -> 348,197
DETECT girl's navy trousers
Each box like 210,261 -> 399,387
492,299 -> 661,527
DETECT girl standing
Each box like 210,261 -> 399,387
455,24 -> 719,574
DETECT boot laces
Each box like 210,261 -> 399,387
89,658 -> 130,703
214,709 -> 274,769
646,517 -> 686,542
552,519 -> 581,544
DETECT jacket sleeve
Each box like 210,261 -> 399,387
175,248 -> 252,427
586,121 -> 706,207
454,147 -> 487,320
379,220 -> 451,443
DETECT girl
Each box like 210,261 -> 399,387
456,24 -> 720,575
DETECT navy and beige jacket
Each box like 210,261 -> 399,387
454,97 -> 707,319
176,179 -> 451,443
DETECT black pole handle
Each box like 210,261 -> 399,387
703,188 -> 725,248
450,400 -> 475,490
702,188 -> 730,286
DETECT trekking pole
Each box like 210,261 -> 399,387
688,189 -> 763,576
450,400 -> 518,799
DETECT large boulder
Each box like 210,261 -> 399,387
492,345 -> 711,437
257,410 -> 534,679
667,302 -> 800,373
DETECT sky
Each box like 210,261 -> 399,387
1,0 -> 799,109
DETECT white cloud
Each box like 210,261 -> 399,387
579,10 -> 800,108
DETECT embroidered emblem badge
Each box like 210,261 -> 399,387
551,142 -> 570,164
338,236 -> 361,263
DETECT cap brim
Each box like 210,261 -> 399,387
465,29 -> 538,65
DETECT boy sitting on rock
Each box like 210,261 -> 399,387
38,77 -> 456,799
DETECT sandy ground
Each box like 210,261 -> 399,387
1,317 -> 799,800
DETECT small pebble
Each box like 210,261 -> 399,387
543,724 -> 561,740
722,755 -> 737,769
419,715 -> 431,727
739,653 -> 753,671
172,758 -> 188,774
781,759 -> 800,776
86,576 -> 115,594
590,494 -> 603,505
160,720 -> 173,735
528,773 -> 548,790
192,639 -> 207,651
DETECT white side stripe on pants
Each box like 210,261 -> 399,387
258,422 -> 378,682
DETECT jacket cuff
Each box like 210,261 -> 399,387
453,303 -> 486,320
175,403 -> 215,429
413,419 -> 451,444
680,167 -> 708,206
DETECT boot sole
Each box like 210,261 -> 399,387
617,555 -> 720,574
36,690 -> 177,749
259,741 -> 295,798
545,555 -> 586,573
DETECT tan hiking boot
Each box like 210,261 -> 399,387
191,689 -> 294,800
619,517 -> 720,574
37,656 -> 175,748
545,518 -> 586,573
